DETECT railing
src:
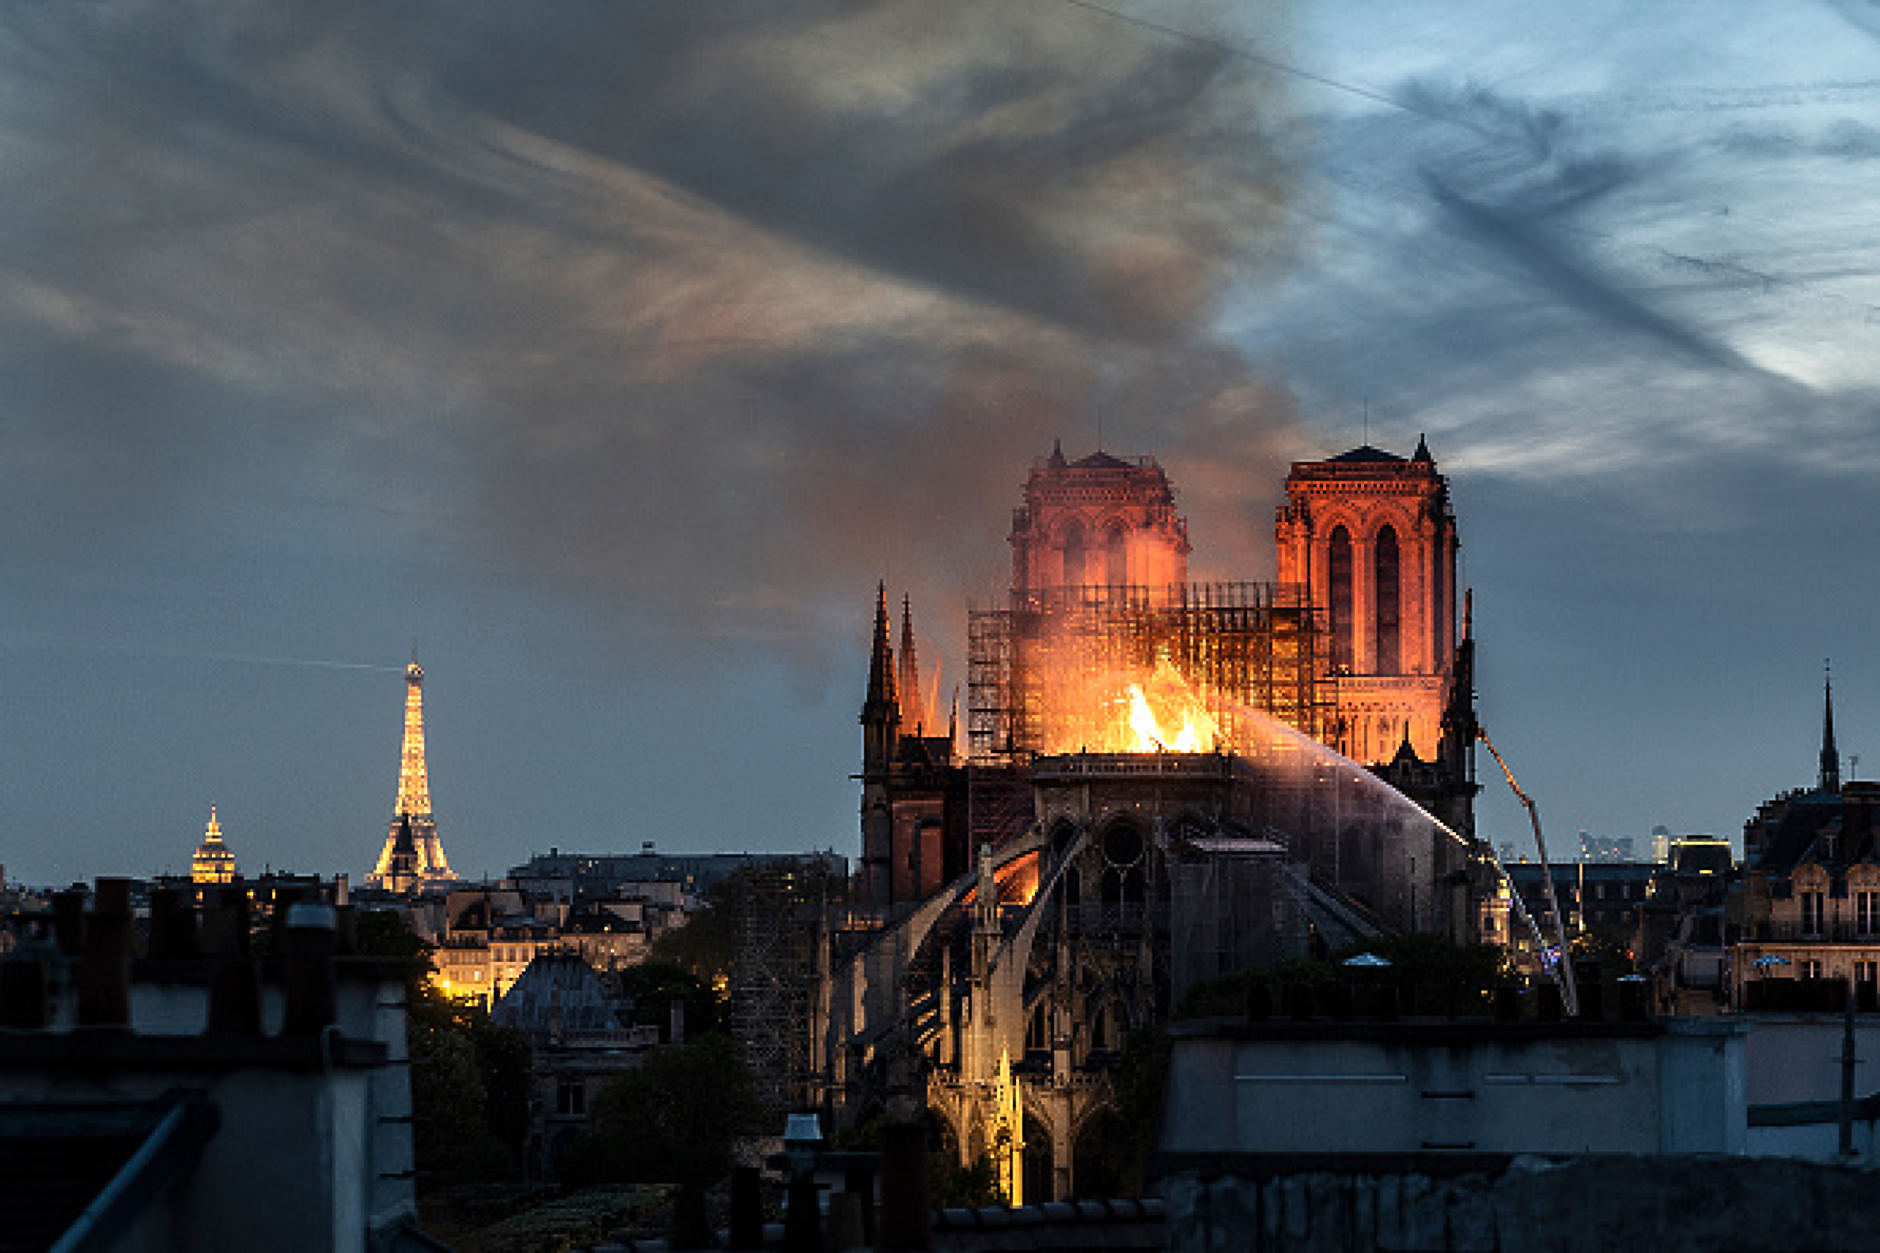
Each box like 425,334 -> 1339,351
1760,921 -> 1880,943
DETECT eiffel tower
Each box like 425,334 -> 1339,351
367,653 -> 456,889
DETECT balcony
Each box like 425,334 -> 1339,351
1759,920 -> 1880,943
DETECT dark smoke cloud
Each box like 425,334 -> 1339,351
0,2 -> 1307,674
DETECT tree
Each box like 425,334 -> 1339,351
611,959 -> 727,1039
357,907 -> 529,1190
567,1033 -> 762,1189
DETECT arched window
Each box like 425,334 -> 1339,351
1374,525 -> 1400,675
1062,523 -> 1087,588
1105,525 -> 1128,589
1328,526 -> 1353,671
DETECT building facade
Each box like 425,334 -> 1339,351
1275,438 -> 1460,765
1731,675 -> 1880,1009
823,441 -> 1489,1202
1008,444 -> 1190,605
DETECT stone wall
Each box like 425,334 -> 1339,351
1162,1154 -> 1880,1252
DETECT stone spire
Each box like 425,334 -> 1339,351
898,595 -> 923,732
864,583 -> 897,719
1821,661 -> 1842,794
861,584 -> 900,775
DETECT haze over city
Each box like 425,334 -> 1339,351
5,2 -> 1880,887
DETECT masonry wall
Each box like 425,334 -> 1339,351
1162,1019 -> 1747,1158
1162,1155 -> 1880,1253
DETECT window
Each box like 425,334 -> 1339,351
1802,890 -> 1826,937
1373,525 -> 1400,675
1856,961 -> 1877,986
1801,959 -> 1823,980
557,1081 -> 586,1117
1106,525 -> 1128,588
1859,891 -> 1879,935
1062,523 -> 1086,588
1328,526 -> 1353,671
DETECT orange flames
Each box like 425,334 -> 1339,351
1044,653 -> 1218,754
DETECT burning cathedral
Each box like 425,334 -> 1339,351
804,440 -> 1490,1201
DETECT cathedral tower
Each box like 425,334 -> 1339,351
368,655 -> 456,889
1276,437 -> 1460,765
1009,443 -> 1190,604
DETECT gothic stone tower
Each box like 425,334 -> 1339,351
859,585 -> 967,911
368,656 -> 456,889
1275,437 -> 1460,765
1009,444 -> 1190,604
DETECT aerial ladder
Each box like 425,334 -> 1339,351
1478,727 -> 1581,1017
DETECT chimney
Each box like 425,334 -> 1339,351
876,1122 -> 932,1252
77,878 -> 133,1029
207,958 -> 264,1036
147,887 -> 198,960
282,902 -> 338,1036
198,882 -> 251,957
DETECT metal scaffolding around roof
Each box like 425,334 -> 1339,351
967,581 -> 1332,764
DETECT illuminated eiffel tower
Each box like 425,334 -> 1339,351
367,653 -> 456,890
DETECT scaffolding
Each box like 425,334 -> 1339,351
730,862 -> 838,1117
967,582 -> 1330,763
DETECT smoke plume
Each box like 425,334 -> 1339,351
1,2 -> 1308,671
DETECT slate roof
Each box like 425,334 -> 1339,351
1751,790 -> 1875,878
1069,450 -> 1135,470
0,1094 -> 218,1253
1327,445 -> 1405,464
491,951 -> 627,1035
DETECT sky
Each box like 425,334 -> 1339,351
4,2 -> 1880,887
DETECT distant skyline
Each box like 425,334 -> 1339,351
5,3 -> 1880,886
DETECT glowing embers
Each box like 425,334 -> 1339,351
1045,653 -> 1220,754
961,850 -> 1041,909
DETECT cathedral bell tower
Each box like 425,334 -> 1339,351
1276,436 -> 1460,765
1009,443 -> 1190,606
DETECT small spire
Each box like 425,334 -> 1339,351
1821,660 -> 1842,794
1413,433 -> 1433,462
899,595 -> 922,731
1048,439 -> 1067,468
862,582 -> 898,720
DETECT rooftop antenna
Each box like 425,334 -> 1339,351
1362,397 -> 1370,446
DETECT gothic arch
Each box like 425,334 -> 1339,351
1328,524 -> 1354,672
1356,502 -> 1418,543
1373,523 -> 1401,676
1102,519 -> 1129,587
1060,519 -> 1089,588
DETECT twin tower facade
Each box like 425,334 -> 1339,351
1007,437 -> 1462,766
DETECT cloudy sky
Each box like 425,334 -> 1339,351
4,2 -> 1878,886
